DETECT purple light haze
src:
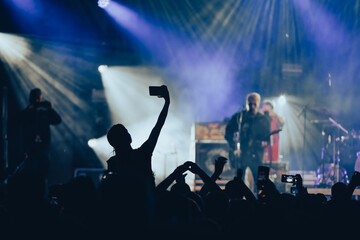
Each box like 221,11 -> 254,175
164,44 -> 245,122
11,0 -> 41,15
293,0 -> 348,49
103,2 -> 248,122
104,2 -> 156,44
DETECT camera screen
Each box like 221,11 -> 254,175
281,175 -> 295,183
286,176 -> 294,183
257,167 -> 269,181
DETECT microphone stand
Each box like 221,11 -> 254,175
235,109 -> 244,170
298,104 -> 309,178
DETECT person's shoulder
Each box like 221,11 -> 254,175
107,156 -> 116,163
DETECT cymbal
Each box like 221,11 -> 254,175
310,119 -> 331,124
309,107 -> 338,116
310,117 -> 348,135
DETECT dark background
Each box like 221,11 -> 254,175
1,0 -> 359,186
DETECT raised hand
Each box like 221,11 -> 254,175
173,162 -> 191,179
159,85 -> 170,103
295,174 -> 303,188
214,156 -> 227,178
186,161 -> 202,175
350,171 -> 360,186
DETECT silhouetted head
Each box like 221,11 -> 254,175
331,182 -> 348,201
29,88 -> 42,104
107,124 -> 132,149
170,182 -> 191,196
225,180 -> 245,200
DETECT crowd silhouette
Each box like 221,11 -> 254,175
0,85 -> 360,239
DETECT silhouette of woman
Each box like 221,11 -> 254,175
105,85 -> 170,189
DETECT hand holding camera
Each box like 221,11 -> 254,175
257,166 -> 269,190
173,162 -> 191,178
281,174 -> 298,185
149,85 -> 170,103
186,161 -> 202,175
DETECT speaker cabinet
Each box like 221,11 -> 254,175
195,142 -> 235,190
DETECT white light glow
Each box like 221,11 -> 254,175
92,66 -> 195,187
0,33 -> 30,62
279,95 -> 287,105
98,0 -> 110,9
88,138 -> 97,148
98,65 -> 108,73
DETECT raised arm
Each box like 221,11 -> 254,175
187,161 -> 222,195
142,85 -> 170,152
345,171 -> 360,199
199,156 -> 227,197
156,162 -> 189,193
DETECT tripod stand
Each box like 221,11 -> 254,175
315,117 -> 349,187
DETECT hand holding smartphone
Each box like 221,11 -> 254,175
149,85 -> 170,103
149,86 -> 163,96
237,168 -> 243,180
257,166 -> 269,190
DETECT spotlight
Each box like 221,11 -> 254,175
88,138 -> 97,148
279,95 -> 287,105
98,0 -> 110,9
98,65 -> 108,73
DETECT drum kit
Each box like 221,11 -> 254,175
309,107 -> 359,187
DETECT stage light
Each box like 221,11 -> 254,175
98,65 -> 108,73
88,138 -> 97,148
98,0 -> 110,9
0,33 -> 30,62
279,95 -> 287,105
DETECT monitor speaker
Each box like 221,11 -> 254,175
195,142 -> 235,181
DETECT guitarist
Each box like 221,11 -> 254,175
225,92 -> 271,193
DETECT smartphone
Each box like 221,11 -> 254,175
290,186 -> 298,195
149,86 -> 163,96
281,174 -> 297,184
257,166 -> 269,190
237,168 -> 243,179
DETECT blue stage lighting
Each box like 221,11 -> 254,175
98,0 -> 110,9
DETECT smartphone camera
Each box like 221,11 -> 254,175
257,166 -> 269,190
149,86 -> 164,96
290,186 -> 299,195
237,168 -> 243,180
281,174 -> 297,184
